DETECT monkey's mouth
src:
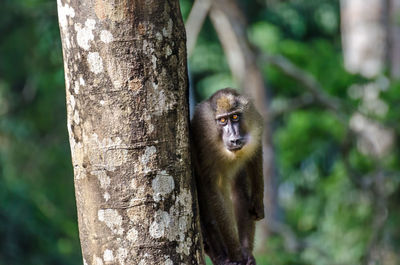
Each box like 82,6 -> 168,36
225,138 -> 245,151
227,145 -> 243,152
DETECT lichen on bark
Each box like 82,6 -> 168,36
57,0 -> 204,264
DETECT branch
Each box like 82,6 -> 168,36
261,54 -> 343,113
185,0 -> 211,57
269,93 -> 315,119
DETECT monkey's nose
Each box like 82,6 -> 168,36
230,138 -> 242,146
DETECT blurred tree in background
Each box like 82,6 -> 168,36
0,0 -> 81,264
1,0 -> 400,264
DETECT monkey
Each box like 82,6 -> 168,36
191,88 -> 264,265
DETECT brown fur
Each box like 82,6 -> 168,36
191,88 -> 264,265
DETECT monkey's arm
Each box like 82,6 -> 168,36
197,184 -> 226,264
247,147 -> 265,221
197,175 -> 244,264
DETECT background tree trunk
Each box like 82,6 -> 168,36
57,0 -> 204,264
389,0 -> 400,79
340,0 -> 387,78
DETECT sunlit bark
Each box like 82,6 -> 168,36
57,0 -> 204,264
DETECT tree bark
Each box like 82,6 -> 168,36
57,0 -> 204,264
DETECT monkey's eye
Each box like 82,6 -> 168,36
231,114 -> 239,121
218,117 -> 227,125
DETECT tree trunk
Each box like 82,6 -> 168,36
389,0 -> 400,79
57,0 -> 204,264
340,0 -> 387,77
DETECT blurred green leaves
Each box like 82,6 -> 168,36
0,0 -> 81,264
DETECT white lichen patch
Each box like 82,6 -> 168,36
144,114 -> 154,134
165,45 -> 172,57
70,94 -> 76,109
100,30 -> 114,43
64,70 -> 71,91
175,189 -> 194,255
143,146 -> 157,158
87,52 -> 104,74
57,0 -> 75,31
98,209 -> 124,235
117,248 -> 128,265
148,70 -> 176,116
138,146 -> 157,174
91,170 -> 110,189
152,170 -> 174,202
130,178 -> 139,190
74,52 -> 82,61
148,124 -> 154,134
79,75 -> 85,86
156,90 -> 166,114
57,0 -> 75,48
148,188 -> 194,256
151,55 -> 157,70
73,166 -> 85,180
164,256 -> 173,265
103,249 -> 114,262
127,227 -> 138,241
73,110 -> 80,124
152,89 -> 176,116
177,236 -> 192,256
75,19 -> 96,50
94,255 -> 104,265
152,81 -> 159,90
104,192 -> 110,202
162,19 -> 173,38
74,80 -> 80,94
70,142 -> 86,180
149,210 -> 171,238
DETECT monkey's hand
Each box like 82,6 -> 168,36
249,197 -> 264,221
245,255 -> 256,265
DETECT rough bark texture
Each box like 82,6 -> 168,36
57,0 -> 204,264
209,0 -> 278,251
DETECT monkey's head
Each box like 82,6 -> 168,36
206,88 -> 262,159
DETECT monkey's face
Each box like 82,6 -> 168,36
216,112 -> 247,152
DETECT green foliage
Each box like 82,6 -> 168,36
0,0 -> 81,264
